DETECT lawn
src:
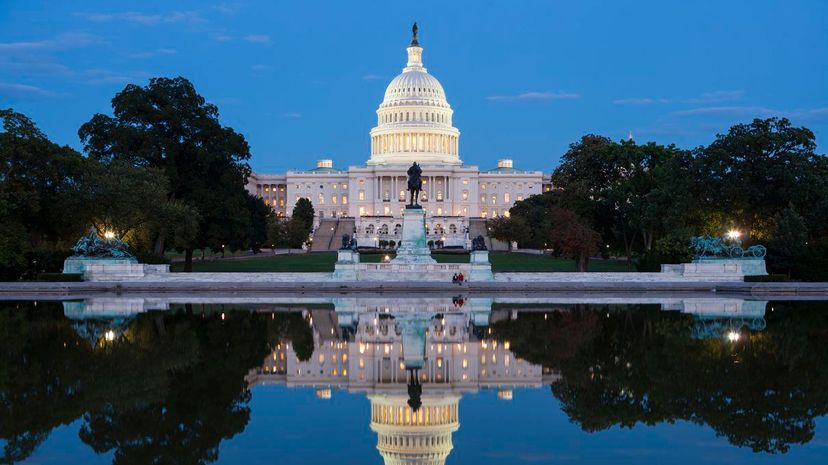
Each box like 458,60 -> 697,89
171,251 -> 630,272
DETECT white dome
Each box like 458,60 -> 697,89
381,70 -> 449,109
368,26 -> 461,167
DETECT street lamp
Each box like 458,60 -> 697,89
726,230 -> 741,241
103,231 -> 115,239
726,330 -> 741,342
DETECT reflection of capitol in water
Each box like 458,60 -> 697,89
59,294 -> 771,465
245,297 -> 555,465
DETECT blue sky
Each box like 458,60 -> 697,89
1,0 -> 826,173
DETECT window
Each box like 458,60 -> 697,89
384,206 -> 390,215
331,183 -> 337,190
481,211 -> 488,218
504,193 -> 510,203
481,183 -> 486,190
394,224 -> 401,235
517,195 -> 523,202
399,190 -> 406,201
380,224 -> 389,235
462,190 -> 468,200
436,191 -> 443,201
437,207 -> 442,215
342,195 -> 348,205
264,186 -> 270,192
343,183 -> 348,190
359,190 -> 365,201
318,193 -> 325,204
449,224 -> 457,234
359,207 -> 366,216
279,199 -> 285,207
332,195 -> 337,204
366,225 -> 375,235
491,195 -> 497,205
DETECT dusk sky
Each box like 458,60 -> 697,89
1,0 -> 826,172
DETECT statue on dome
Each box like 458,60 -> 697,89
411,22 -> 419,46
406,162 -> 423,208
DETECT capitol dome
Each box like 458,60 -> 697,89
368,24 -> 461,166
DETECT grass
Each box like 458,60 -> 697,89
171,251 -> 630,273
170,252 -> 337,272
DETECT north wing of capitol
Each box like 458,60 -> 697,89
246,25 -> 553,249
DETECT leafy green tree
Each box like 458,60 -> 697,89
78,77 -> 256,270
266,216 -> 288,248
507,191 -> 561,249
767,207 -> 808,276
696,117 -> 823,238
0,109 -> 88,279
246,194 -> 271,253
291,198 -> 315,231
487,216 -> 529,251
547,208 -> 601,271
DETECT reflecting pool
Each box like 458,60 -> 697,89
2,295 -> 827,464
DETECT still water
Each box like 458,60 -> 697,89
2,295 -> 827,464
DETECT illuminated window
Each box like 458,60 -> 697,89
332,195 -> 337,204
504,193 -> 510,203
462,190 -> 468,200
358,190 -> 365,201
491,195 -> 497,205
318,193 -> 325,204
359,206 -> 366,216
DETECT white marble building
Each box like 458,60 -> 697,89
247,26 -> 552,248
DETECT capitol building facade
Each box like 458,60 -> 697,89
247,26 -> 552,249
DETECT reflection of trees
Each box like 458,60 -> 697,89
0,303 -> 314,464
491,303 -> 828,454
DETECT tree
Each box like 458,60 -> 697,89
487,216 -> 529,251
696,117 -> 823,238
291,198 -> 315,231
266,217 -> 288,248
767,207 -> 808,277
78,77 -> 255,271
245,194 -> 271,253
547,208 -> 601,271
0,109 -> 88,279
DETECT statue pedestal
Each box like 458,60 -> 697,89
469,250 -> 493,281
392,207 -> 436,264
333,249 -> 360,280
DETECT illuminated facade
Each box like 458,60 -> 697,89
247,26 -> 553,248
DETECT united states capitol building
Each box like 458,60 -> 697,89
246,25 -> 552,249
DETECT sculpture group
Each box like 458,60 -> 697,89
690,235 -> 766,260
71,228 -> 134,259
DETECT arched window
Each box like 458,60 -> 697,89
435,224 -> 444,235
394,224 -> 402,235
449,224 -> 457,234
366,224 -> 375,235
379,224 -> 389,235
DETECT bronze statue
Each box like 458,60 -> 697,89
406,162 -> 423,208
411,22 -> 419,46
70,227 -> 134,259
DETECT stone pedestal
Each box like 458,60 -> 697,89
468,250 -> 493,281
333,249 -> 361,280
660,259 -> 768,281
392,207 -> 436,264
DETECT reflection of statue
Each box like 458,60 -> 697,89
407,162 -> 423,208
471,235 -> 487,251
70,227 -> 133,259
407,368 -> 422,412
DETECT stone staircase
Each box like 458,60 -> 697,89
468,218 -> 509,251
310,218 -> 356,251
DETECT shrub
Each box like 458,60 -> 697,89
134,251 -> 171,264
36,273 -> 82,282
745,274 -> 790,282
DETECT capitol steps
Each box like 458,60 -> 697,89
311,218 -> 356,251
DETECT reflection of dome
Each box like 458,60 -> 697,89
368,26 -> 461,166
369,394 -> 460,465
